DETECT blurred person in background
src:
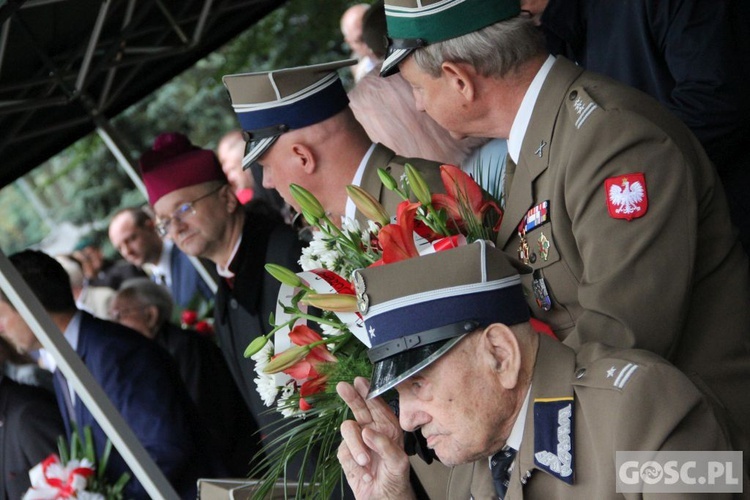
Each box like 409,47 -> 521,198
108,206 -> 214,310
55,253 -> 115,319
341,3 -> 381,82
72,232 -> 145,290
110,277 -> 260,476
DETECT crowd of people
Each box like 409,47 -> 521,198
1,0 -> 749,499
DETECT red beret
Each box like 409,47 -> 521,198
139,132 -> 226,205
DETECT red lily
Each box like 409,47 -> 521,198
431,164 -> 503,233
299,375 -> 328,411
282,325 -> 336,381
376,201 -> 421,264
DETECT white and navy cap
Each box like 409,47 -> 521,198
222,59 -> 357,169
381,0 -> 521,76
354,240 -> 531,399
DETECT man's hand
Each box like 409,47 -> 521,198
337,377 -> 416,499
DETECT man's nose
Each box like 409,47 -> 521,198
398,398 -> 428,432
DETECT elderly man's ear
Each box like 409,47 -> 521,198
440,62 -> 477,102
482,323 -> 522,389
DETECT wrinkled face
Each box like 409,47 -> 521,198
396,336 -> 512,466
109,295 -> 151,338
256,137 -> 306,212
0,300 -> 41,354
218,136 -> 254,192
109,213 -> 161,267
399,56 -> 469,140
152,183 -> 231,259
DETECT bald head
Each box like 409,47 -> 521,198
256,107 -> 372,219
341,4 -> 371,59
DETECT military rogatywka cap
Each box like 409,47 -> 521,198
381,0 -> 521,76
222,59 -> 357,170
353,240 -> 531,399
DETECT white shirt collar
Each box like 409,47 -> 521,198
149,239 -> 173,286
505,385 -> 531,451
344,143 -> 377,221
216,233 -> 242,279
507,55 -> 556,164
40,310 -> 82,373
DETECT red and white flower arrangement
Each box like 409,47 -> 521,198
243,164 -> 503,498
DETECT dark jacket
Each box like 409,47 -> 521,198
0,375 -> 65,500
54,312 -> 226,499
167,244 -> 214,309
213,201 -> 304,449
153,322 -> 259,476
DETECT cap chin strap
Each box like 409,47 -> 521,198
387,37 -> 427,51
242,123 -> 289,142
367,320 -> 480,363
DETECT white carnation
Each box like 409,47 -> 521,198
251,340 -> 279,406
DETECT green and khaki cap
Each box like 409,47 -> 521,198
381,0 -> 521,76
223,59 -> 356,169
354,240 -> 531,399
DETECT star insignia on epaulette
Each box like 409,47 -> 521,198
606,366 -> 616,378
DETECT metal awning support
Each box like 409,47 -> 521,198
0,250 -> 179,500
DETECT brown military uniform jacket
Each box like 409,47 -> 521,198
417,335 -> 742,500
357,142 -> 445,221
502,335 -> 741,499
496,57 -> 750,455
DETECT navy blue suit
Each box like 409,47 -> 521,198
53,312 -> 225,499
168,245 -> 214,309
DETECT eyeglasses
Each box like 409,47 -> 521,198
109,306 -> 147,322
155,185 -> 224,237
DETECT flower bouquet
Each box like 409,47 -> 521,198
23,426 -> 130,500
243,164 -> 502,499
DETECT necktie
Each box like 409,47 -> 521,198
490,446 -> 517,499
54,369 -> 77,424
153,272 -> 166,285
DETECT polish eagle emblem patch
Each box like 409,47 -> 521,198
605,173 -> 648,220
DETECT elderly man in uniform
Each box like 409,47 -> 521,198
108,206 -> 213,309
378,0 -> 750,458
138,132 -> 304,467
337,242 -> 743,498
222,60 -> 444,225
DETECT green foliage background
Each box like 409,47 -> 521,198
0,0 -> 355,255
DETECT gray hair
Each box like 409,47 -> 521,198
411,16 -> 546,78
117,277 -> 173,327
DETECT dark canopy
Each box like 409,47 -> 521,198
0,0 -> 282,188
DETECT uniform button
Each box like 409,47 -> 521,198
530,253 -> 537,264
569,90 -> 578,100
575,368 -> 586,379
230,298 -> 238,309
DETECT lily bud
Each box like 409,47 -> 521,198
290,184 -> 325,220
377,168 -> 398,191
346,185 -> 390,226
244,336 -> 270,358
263,345 -> 311,374
302,293 -> 359,312
405,163 -> 432,206
265,263 -> 304,288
